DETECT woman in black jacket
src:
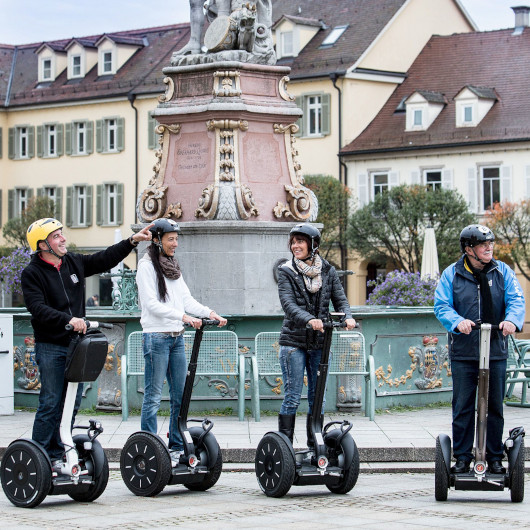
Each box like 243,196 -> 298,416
276,223 -> 355,448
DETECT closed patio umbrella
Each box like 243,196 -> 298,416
421,227 -> 439,279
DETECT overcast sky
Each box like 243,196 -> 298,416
0,0 -> 525,45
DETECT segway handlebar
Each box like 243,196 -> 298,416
183,318 -> 221,328
65,319 -> 114,331
306,320 -> 360,329
470,323 -> 500,331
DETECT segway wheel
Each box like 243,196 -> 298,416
120,432 -> 171,497
68,440 -> 109,502
0,440 -> 51,508
510,438 -> 525,503
255,433 -> 295,498
326,436 -> 360,494
185,432 -> 223,492
435,436 -> 449,501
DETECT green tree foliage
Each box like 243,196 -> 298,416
347,185 -> 475,272
2,196 -> 56,249
304,175 -> 350,263
484,199 -> 530,282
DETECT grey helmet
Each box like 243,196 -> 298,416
149,218 -> 181,241
459,224 -> 495,253
289,223 -> 321,258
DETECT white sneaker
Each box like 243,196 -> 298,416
51,459 -> 63,474
170,450 -> 184,466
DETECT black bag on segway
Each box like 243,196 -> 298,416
65,329 -> 109,383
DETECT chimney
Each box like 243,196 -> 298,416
512,5 -> 530,30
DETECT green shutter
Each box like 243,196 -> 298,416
55,187 -> 63,222
28,126 -> 35,158
56,123 -> 64,156
8,190 -> 14,219
86,185 -> 93,226
86,121 -> 94,154
27,188 -> 34,202
0,128 -> 2,158
294,96 -> 303,137
0,190 -> 2,227
96,120 -> 103,153
96,184 -> 103,225
8,128 -> 15,159
65,123 -> 72,155
36,126 -> 44,158
37,187 -> 43,197
321,93 -> 331,136
117,183 -> 124,225
65,186 -> 73,226
148,112 -> 157,149
117,117 -> 125,152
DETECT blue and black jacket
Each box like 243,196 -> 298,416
434,255 -> 525,361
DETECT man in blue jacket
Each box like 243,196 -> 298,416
21,218 -> 152,468
434,224 -> 525,474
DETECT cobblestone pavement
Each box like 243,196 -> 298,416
0,470 -> 528,529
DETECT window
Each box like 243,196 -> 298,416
37,123 -> 63,158
19,128 -> 28,158
72,55 -> 82,77
102,51 -> 113,73
295,94 -> 331,137
463,105 -> 473,123
8,188 -> 34,218
307,95 -> 322,136
424,170 -> 442,191
280,31 -> 293,56
97,183 -> 124,226
373,173 -> 389,197
413,109 -> 423,126
320,25 -> 348,47
96,117 -> 124,153
42,59 -> 52,80
76,122 -> 86,154
66,185 -> 93,227
147,112 -> 158,150
65,120 -> 93,156
8,126 -> 35,160
38,186 -> 63,221
47,125 -> 56,156
481,166 -> 500,211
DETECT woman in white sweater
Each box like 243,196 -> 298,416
136,218 -> 226,463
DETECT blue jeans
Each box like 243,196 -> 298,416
279,345 -> 325,415
451,359 -> 507,463
33,342 -> 84,460
140,333 -> 187,451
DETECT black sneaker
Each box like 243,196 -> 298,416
487,461 -> 506,474
451,459 -> 470,473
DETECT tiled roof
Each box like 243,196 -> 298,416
272,0 -> 407,78
273,15 -> 323,28
414,90 -> 446,104
342,28 -> 530,154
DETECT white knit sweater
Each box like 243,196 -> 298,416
136,254 -> 212,333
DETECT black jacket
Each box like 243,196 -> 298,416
277,257 -> 352,350
21,239 -> 135,346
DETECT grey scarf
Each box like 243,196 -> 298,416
294,255 -> 323,293
159,255 -> 181,280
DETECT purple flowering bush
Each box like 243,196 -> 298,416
0,248 -> 31,295
366,270 -> 438,306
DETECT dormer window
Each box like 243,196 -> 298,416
41,59 -> 52,81
280,31 -> 293,57
455,86 -> 496,128
272,15 -> 321,60
320,25 -> 348,48
102,51 -> 113,74
36,44 -> 67,83
405,90 -> 445,132
71,55 -> 82,77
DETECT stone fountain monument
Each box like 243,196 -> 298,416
136,0 -> 318,315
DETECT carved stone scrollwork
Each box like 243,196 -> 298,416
213,70 -> 242,97
196,184 -> 219,219
158,76 -> 175,103
273,123 -> 318,221
279,76 -> 295,102
138,123 -> 183,222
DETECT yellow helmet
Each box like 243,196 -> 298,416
26,218 -> 63,252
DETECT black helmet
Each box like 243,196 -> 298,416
149,218 -> 180,241
289,223 -> 321,257
460,224 -> 495,253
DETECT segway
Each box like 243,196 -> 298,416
1,320 -> 112,508
120,319 -> 223,496
255,314 -> 360,497
435,322 -> 526,502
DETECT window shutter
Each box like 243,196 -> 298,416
86,121 -> 94,154
8,190 -> 14,219
86,186 -> 93,226
8,128 -> 15,159
148,113 -> 157,150
65,186 -> 73,226
320,93 -> 331,136
501,165 -> 512,202
0,128 -> 2,158
37,125 -> 44,158
96,119 -> 103,153
65,123 -> 72,155
526,166 -> 530,198
117,183 -> 124,225
96,184 -> 103,226
357,173 -> 369,206
27,188 -> 34,201
410,171 -> 420,185
55,187 -> 63,222
117,117 -> 125,152
467,167 -> 477,212
28,126 -> 35,158
442,169 -> 453,189
56,123 -> 64,156
37,187 -> 43,197
389,171 -> 399,188
294,96 -> 303,137
0,190 -> 2,227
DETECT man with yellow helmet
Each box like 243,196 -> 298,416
21,218 -> 152,467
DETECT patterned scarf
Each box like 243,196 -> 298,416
159,254 -> 181,280
294,255 -> 323,293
